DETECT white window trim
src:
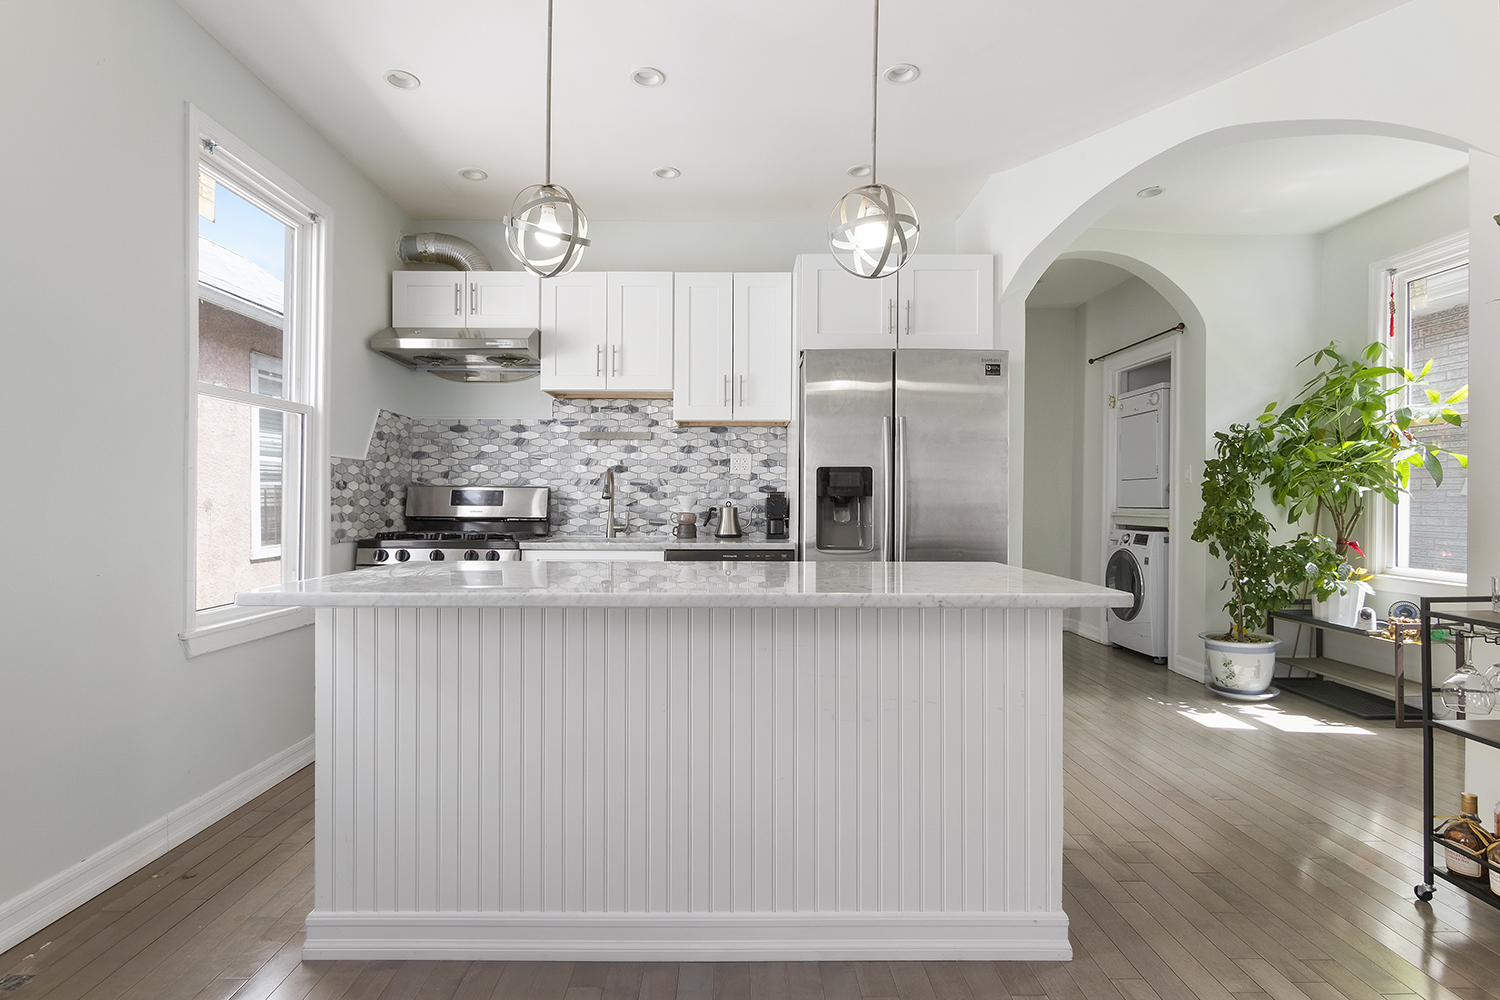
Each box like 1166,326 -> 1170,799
1365,230 -> 1468,593
181,105 -> 330,656
249,352 -> 285,562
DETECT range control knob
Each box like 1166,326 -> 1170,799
485,550 -> 501,561
464,550 -> 479,561
395,550 -> 411,562
429,550 -> 445,561
373,549 -> 389,563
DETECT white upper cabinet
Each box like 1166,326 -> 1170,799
392,270 -> 540,331
673,273 -> 735,421
732,273 -> 793,423
541,272 -> 673,396
673,272 -> 792,423
605,272 -> 675,394
541,271 -> 608,394
392,271 -> 468,329
467,271 -> 540,328
793,254 -> 993,350
795,255 -> 897,349
896,255 -> 995,350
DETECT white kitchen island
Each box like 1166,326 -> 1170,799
239,560 -> 1129,962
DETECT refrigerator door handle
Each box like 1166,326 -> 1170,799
881,416 -> 894,561
896,415 -> 909,560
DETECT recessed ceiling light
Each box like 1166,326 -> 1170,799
883,64 -> 920,84
630,67 -> 666,87
458,168 -> 488,181
1137,185 -> 1165,198
846,164 -> 872,178
384,70 -> 421,90
652,166 -> 681,180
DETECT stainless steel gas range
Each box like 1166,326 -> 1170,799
354,485 -> 549,567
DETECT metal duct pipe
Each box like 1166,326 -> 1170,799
396,232 -> 492,271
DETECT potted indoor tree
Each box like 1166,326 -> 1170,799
1267,342 -> 1467,624
1191,418 -> 1331,694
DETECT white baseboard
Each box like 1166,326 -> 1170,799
1171,654 -> 1206,682
1065,618 -> 1107,644
302,911 -> 1073,962
0,735 -> 314,954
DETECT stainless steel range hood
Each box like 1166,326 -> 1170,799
368,328 -> 541,383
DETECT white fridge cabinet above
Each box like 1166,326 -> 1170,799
541,272 -> 674,397
794,254 -> 994,351
673,272 -> 792,424
391,270 -> 539,330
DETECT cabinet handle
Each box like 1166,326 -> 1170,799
612,344 -> 619,376
455,282 -> 462,316
888,298 -> 895,336
739,374 -> 746,406
596,344 -> 603,376
724,374 -> 731,406
904,300 -> 912,337
470,282 -> 478,315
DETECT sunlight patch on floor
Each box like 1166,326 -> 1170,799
1178,709 -> 1259,729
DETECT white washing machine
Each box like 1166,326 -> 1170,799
1105,528 -> 1169,663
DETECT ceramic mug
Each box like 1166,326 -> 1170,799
672,510 -> 697,539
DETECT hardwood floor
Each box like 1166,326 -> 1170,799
3,635 -> 1495,1000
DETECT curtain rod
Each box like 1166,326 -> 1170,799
1087,322 -> 1185,365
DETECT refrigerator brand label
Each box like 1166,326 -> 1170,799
984,361 -> 1004,376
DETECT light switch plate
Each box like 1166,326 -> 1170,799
729,454 -> 753,475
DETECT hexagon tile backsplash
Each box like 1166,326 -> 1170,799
331,401 -> 788,543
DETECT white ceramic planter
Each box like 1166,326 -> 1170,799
1201,632 -> 1281,695
1312,584 -> 1370,627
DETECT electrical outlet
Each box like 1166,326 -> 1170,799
729,454 -> 753,475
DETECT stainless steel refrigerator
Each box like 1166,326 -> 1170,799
799,349 -> 1009,562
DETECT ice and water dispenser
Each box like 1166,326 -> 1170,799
815,466 -> 874,551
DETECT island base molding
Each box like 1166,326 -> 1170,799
302,912 -> 1072,962
312,603 -> 1070,961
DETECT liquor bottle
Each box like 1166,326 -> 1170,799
1440,793 -> 1487,877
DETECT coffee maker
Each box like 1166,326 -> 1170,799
764,490 -> 790,540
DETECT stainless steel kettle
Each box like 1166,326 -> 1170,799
707,501 -> 743,538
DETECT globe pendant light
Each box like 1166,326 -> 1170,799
828,0 -> 919,279
504,0 -> 590,277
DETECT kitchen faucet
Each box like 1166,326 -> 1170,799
602,469 -> 628,537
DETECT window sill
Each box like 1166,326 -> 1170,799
1372,572 -> 1471,599
180,606 -> 314,658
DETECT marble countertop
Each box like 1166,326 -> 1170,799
517,533 -> 795,550
238,561 -> 1133,610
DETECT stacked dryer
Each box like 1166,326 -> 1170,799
1108,382 -> 1170,662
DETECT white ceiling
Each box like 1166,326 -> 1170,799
1026,259 -> 1133,308
1094,134 -> 1467,235
175,0 -> 1414,222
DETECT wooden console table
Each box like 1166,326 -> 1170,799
1267,608 -> 1421,727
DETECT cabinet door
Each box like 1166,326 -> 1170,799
391,271 -> 466,329
732,273 -> 793,423
673,273 -> 734,422
896,255 -> 994,350
540,272 -> 607,393
607,272 -> 674,394
794,254 -> 897,349
467,271 -> 540,329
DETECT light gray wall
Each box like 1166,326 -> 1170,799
0,0 -> 411,912
1317,169 -> 1468,351
1021,307 -> 1084,582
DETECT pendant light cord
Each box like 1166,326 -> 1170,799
870,0 -> 879,186
545,0 -> 554,186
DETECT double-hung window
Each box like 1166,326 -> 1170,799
1377,233 -> 1468,583
184,109 -> 327,654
